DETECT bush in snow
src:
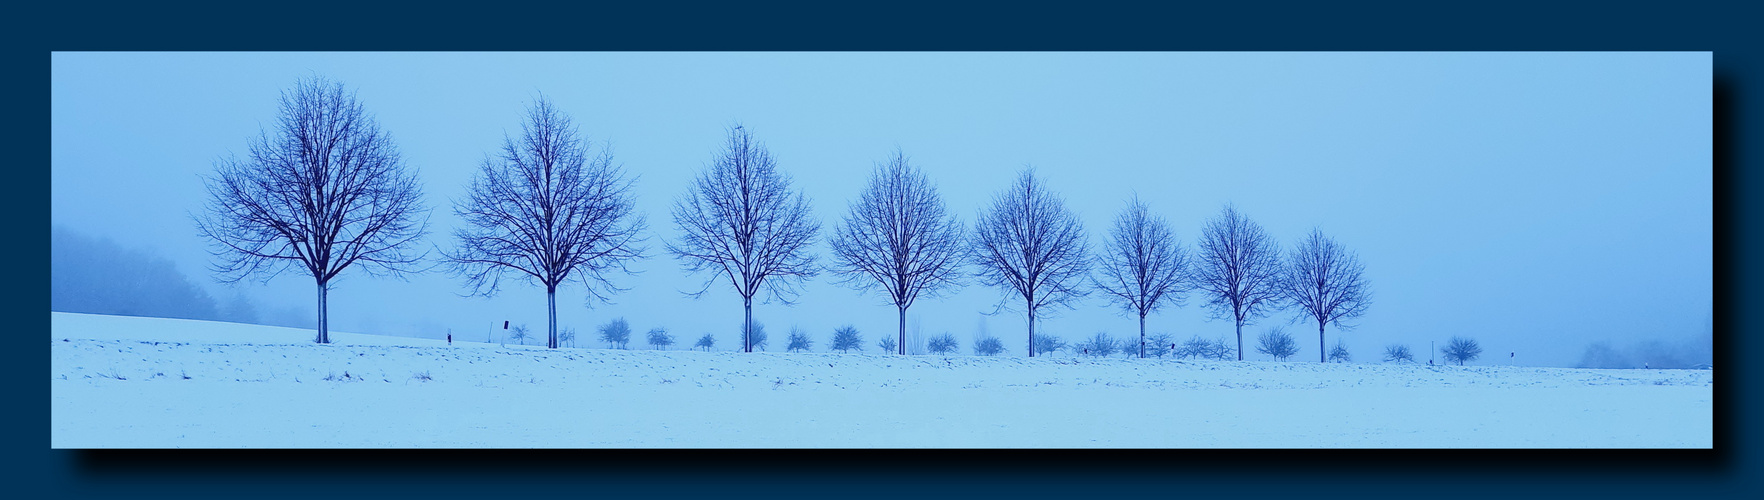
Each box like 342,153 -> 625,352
1077,332 -> 1117,357
1384,344 -> 1414,363
1033,334 -> 1067,356
1177,335 -> 1211,359
694,333 -> 716,351
787,327 -> 814,353
647,327 -> 674,350
747,323 -> 769,351
1442,336 -> 1482,366
559,327 -> 577,348
1206,337 -> 1236,360
877,336 -> 898,354
1328,339 -> 1351,363
509,324 -> 532,345
973,336 -> 1004,356
598,318 -> 632,349
1145,333 -> 1175,358
831,326 -> 863,353
927,333 -> 959,355
1256,327 -> 1298,361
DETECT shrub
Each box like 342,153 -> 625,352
927,333 -> 959,355
740,323 -> 768,351
647,327 -> 674,350
831,326 -> 863,353
786,327 -> 814,353
1256,327 -> 1298,361
1033,334 -> 1067,356
1442,336 -> 1482,366
974,336 -> 1004,356
509,324 -> 531,345
878,336 -> 898,354
1177,336 -> 1210,359
695,333 -> 715,352
1145,333 -> 1175,358
598,318 -> 631,349
1206,337 -> 1236,360
1328,339 -> 1351,363
1383,344 -> 1414,363
1078,332 -> 1117,357
559,327 -> 577,348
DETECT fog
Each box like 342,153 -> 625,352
50,53 -> 1712,367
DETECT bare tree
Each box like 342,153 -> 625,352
829,150 -> 966,355
1194,205 -> 1283,360
196,76 -> 428,344
1442,336 -> 1482,366
1094,197 -> 1191,358
668,125 -> 820,353
1284,228 -> 1371,362
447,97 -> 647,350
971,168 -> 1090,357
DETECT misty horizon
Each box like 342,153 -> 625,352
50,52 -> 1712,368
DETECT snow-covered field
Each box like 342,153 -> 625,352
50,312 -> 1713,448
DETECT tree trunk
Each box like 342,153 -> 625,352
1234,320 -> 1243,361
1027,306 -> 1036,358
547,288 -> 558,349
743,296 -> 753,353
1139,313 -> 1147,358
315,280 -> 329,344
1319,322 -> 1327,363
897,306 -> 907,355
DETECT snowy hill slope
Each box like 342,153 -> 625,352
50,312 -> 1712,448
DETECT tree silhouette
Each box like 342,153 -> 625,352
971,169 -> 1090,357
1194,205 -> 1283,360
196,76 -> 428,344
447,97 -> 646,349
668,125 -> 819,353
1284,229 -> 1370,362
829,150 -> 966,355
1094,197 -> 1190,358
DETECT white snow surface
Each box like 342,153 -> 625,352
51,312 -> 1713,448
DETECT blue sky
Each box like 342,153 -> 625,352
50,52 -> 1711,366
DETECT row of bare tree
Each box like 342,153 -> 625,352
197,77 -> 1369,360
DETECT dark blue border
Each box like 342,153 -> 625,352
14,1 -> 1754,498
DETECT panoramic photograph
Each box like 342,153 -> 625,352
50,52 -> 1712,448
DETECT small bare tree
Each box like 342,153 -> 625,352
668,125 -> 820,353
1194,205 -> 1284,360
447,97 -> 647,350
196,76 -> 428,344
972,168 -> 1090,357
1094,197 -> 1190,358
829,150 -> 966,355
1284,228 -> 1371,363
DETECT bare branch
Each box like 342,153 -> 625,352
1093,196 -> 1190,357
828,149 -> 967,354
1283,228 -> 1371,362
445,96 -> 649,349
667,125 -> 820,352
970,168 -> 1089,357
194,76 -> 429,344
1193,204 -> 1283,360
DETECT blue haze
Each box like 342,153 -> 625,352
50,52 -> 1711,367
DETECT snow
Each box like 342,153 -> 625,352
50,312 -> 1713,448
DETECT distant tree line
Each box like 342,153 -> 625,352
188,75 -> 1417,363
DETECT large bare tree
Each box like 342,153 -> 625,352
446,97 -> 647,350
829,150 -> 966,355
1194,204 -> 1283,360
668,125 -> 820,353
1094,196 -> 1190,358
971,168 -> 1090,357
1284,228 -> 1370,362
196,76 -> 428,344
